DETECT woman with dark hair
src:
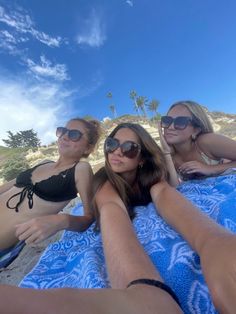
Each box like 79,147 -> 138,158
0,117 -> 101,267
93,122 -> 168,223
158,100 -> 236,185
0,122 -> 236,314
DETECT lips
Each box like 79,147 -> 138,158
165,132 -> 178,137
109,158 -> 123,165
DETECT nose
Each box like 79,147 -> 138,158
167,120 -> 175,129
60,130 -> 70,141
112,145 -> 123,156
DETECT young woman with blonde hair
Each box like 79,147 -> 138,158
158,100 -> 236,185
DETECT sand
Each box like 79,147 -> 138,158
0,199 -> 78,286
0,231 -> 62,286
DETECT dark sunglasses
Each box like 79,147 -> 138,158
161,116 -> 194,130
56,127 -> 83,142
104,137 -> 141,159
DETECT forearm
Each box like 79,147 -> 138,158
60,213 -> 94,232
0,286 -> 60,314
100,203 -> 161,289
151,182 -> 229,254
211,161 -> 236,175
163,153 -> 180,187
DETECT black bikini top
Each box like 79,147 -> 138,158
7,161 -> 78,212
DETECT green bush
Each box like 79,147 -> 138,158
1,154 -> 30,182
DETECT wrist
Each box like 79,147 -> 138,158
58,213 -> 70,229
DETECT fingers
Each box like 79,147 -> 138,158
15,220 -> 46,244
179,161 -> 201,174
157,121 -> 162,134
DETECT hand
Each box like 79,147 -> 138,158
199,233 -> 236,313
15,215 -> 64,245
157,122 -> 171,154
178,160 -> 214,176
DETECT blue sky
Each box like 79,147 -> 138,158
0,0 -> 236,145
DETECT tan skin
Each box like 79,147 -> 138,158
158,105 -> 236,185
0,120 -> 94,250
0,127 -> 235,313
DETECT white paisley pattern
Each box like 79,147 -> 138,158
20,174 -> 236,314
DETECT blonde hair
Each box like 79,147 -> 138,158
168,100 -> 214,134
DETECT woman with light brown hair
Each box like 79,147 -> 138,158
0,117 -> 101,267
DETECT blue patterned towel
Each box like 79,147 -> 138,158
20,174 -> 236,314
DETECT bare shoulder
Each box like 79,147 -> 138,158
37,159 -> 54,165
75,161 -> 93,173
197,133 -> 235,147
74,161 -> 93,186
95,180 -> 125,209
150,180 -> 170,195
197,133 -> 228,148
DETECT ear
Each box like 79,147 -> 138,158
192,127 -> 201,140
138,160 -> 144,168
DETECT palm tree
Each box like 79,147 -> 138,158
109,105 -> 117,118
107,92 -> 117,118
148,99 -> 160,116
136,96 -> 148,117
129,90 -> 139,115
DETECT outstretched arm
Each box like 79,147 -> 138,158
151,181 -> 236,313
95,181 -> 161,288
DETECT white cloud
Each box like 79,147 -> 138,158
76,10 -> 106,47
126,0 -> 134,7
0,77 -> 73,146
0,29 -> 28,55
0,5 -> 62,48
25,55 -> 70,81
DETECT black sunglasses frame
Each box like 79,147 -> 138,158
104,137 -> 141,159
56,127 -> 83,142
161,116 -> 194,130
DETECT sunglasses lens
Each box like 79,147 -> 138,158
68,129 -> 83,141
105,138 -> 140,159
104,137 -> 119,153
56,127 -> 66,137
174,117 -> 191,130
56,127 -> 83,141
121,142 -> 140,158
161,116 -> 173,128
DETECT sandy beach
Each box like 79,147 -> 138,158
0,199 -> 78,286
0,232 -> 62,285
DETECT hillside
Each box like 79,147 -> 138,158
0,110 -> 236,183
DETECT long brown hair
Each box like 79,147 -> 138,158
93,123 -> 168,225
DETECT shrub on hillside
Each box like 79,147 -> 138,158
1,154 -> 29,182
